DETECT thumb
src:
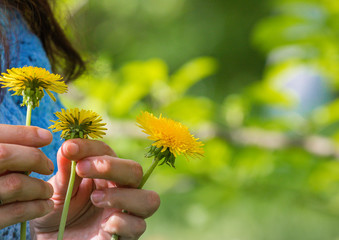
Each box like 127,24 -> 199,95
36,147 -> 93,228
49,147 -> 83,199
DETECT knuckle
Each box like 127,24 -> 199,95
11,203 -> 27,221
30,148 -> 43,165
141,191 -> 160,217
147,191 -> 161,212
130,163 -> 143,187
133,218 -> 146,237
0,144 -> 9,161
15,126 -> 26,138
11,201 -> 48,223
106,191 -> 120,208
37,179 -> 53,198
16,126 -> 32,142
36,201 -> 48,215
46,183 -> 54,198
5,174 -> 23,196
19,126 -> 39,145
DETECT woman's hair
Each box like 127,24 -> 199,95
0,0 -> 86,81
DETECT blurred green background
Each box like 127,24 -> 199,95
58,0 -> 339,239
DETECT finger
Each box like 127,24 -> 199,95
49,148 -> 83,197
0,199 -> 54,229
0,173 -> 53,204
91,188 -> 160,218
55,139 -> 116,196
0,144 -> 54,175
61,139 -> 116,160
0,124 -> 52,147
76,156 -> 143,188
103,212 -> 146,240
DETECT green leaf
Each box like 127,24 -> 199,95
161,97 -> 214,125
169,57 -> 217,95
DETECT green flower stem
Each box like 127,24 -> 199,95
57,160 -> 77,240
111,156 -> 160,240
20,220 -> 26,240
25,103 -> 32,127
138,156 -> 160,189
20,103 -> 33,240
20,221 -> 26,240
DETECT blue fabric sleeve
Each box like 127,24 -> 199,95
0,9 -> 64,239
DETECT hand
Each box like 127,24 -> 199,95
0,124 -> 54,229
31,138 -> 160,240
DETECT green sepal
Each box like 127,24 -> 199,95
63,129 -> 88,140
21,87 -> 45,109
145,145 -> 176,168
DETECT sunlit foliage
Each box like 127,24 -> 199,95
59,0 -> 339,239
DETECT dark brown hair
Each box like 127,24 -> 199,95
0,0 -> 85,81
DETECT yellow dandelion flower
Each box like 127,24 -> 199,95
49,108 -> 107,140
51,108 -> 107,239
137,111 -> 204,167
0,66 -> 67,108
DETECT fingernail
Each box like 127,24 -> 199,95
37,128 -> 52,140
77,160 -> 91,175
91,191 -> 105,204
65,142 -> 79,156
47,160 -> 54,172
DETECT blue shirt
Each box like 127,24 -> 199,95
0,9 -> 64,239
